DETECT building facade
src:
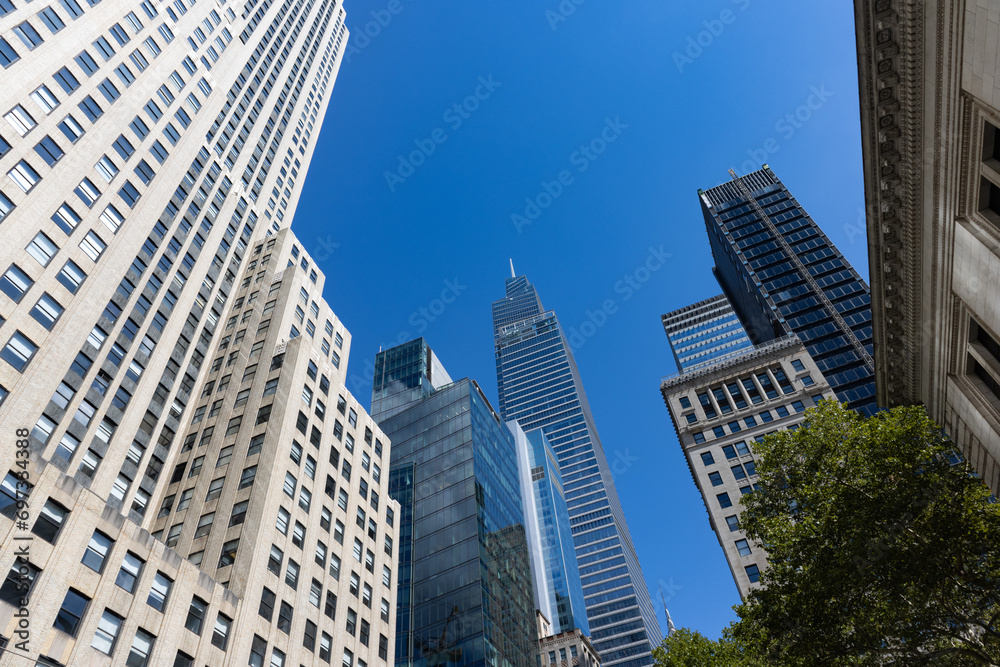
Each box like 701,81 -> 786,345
660,334 -> 837,598
854,0 -> 1000,492
0,0 -> 396,662
661,294 -> 753,374
510,424 -> 588,636
536,611 -> 601,667
492,275 -> 662,667
700,167 -> 877,416
373,342 -> 537,667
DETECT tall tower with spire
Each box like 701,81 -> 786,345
492,273 -> 662,667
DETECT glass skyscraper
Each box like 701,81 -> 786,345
374,342 -> 537,667
510,424 -> 589,635
492,276 -> 662,667
700,166 -> 877,415
661,294 -> 754,373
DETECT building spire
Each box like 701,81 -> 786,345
509,259 -> 515,278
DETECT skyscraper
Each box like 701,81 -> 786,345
0,0 -> 390,663
510,424 -> 588,636
373,340 -> 537,667
493,276 -> 662,667
660,329 -> 836,598
662,294 -> 754,374
700,166 -> 877,415
855,0 -> 1000,493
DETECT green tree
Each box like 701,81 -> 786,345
730,401 -> 1000,665
652,628 -> 760,667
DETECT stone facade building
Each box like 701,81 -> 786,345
855,0 -> 1000,492
0,0 -> 397,662
660,334 -> 837,598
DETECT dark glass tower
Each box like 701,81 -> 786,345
492,277 -> 662,667
700,166 -> 877,415
373,342 -> 536,667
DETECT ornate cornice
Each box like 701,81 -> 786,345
659,335 -> 803,394
855,0 -> 926,406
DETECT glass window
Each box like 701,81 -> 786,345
147,571 -> 172,611
91,609 -> 124,654
3,331 -> 39,371
127,627 -> 155,666
115,551 -> 144,592
54,588 -> 90,635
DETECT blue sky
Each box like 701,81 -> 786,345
292,0 -> 868,639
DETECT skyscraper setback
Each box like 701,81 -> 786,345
0,0 -> 397,665
493,275 -> 662,667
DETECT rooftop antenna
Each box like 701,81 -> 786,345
509,259 -> 515,278
659,583 -> 676,637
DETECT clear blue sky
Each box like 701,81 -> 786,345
292,0 -> 868,639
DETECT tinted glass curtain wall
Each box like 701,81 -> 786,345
378,376 -> 537,667
700,167 -> 877,415
492,277 -> 662,667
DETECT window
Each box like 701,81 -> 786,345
717,492 -> 732,509
14,21 -> 44,49
80,231 -> 107,261
0,560 -> 39,606
127,628 -> 155,667
735,539 -> 752,557
692,432 -> 705,444
194,512 -> 214,538
211,613 -> 231,650
54,588 -> 90,635
725,515 -> 740,532
276,507 -> 290,535
52,203 -> 81,233
285,559 -> 299,588
240,465 -> 257,489
5,105 -> 36,136
267,545 -> 283,575
185,596 -> 207,634
800,375 -> 815,387
249,636 -> 268,667
1,265 -> 33,302
116,552 -> 144,592
217,445 -> 234,467
277,601 -> 293,633
0,37 -> 18,68
229,501 -> 248,526
91,609 -> 124,654
32,498 -> 68,543
708,471 -> 723,487
9,160 -> 41,193
82,530 -> 113,572
732,465 -> 747,481
745,563 -> 761,583
35,135 -> 64,165
259,587 -> 276,620
147,572 -> 172,611
382,564 -> 391,587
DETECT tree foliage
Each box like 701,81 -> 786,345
727,401 -> 1000,665
652,628 -> 760,667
